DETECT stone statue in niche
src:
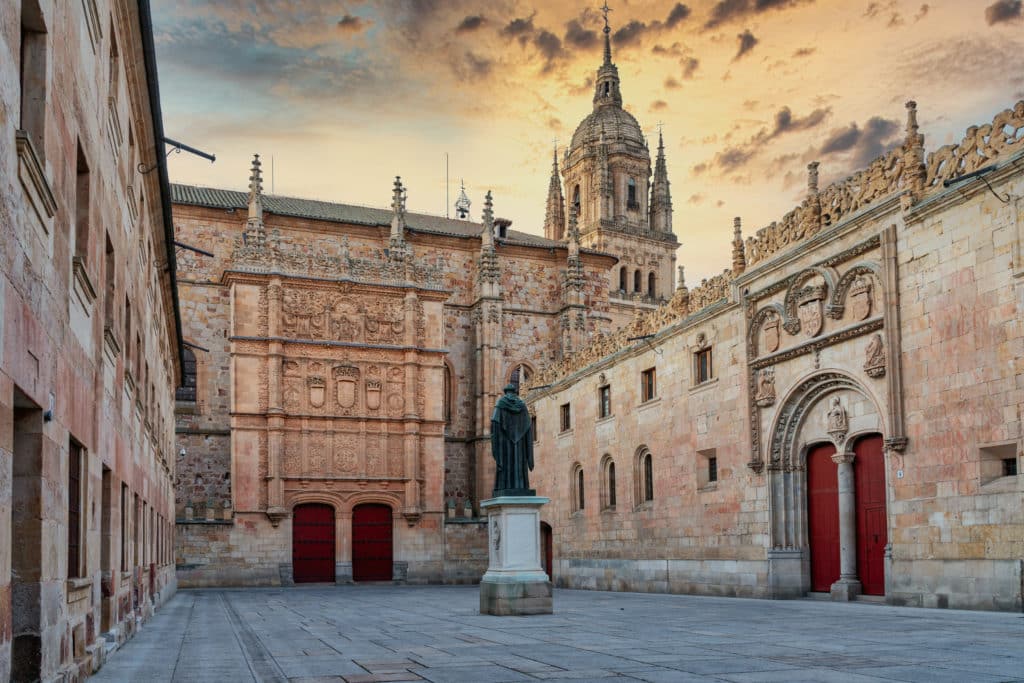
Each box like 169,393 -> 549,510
490,384 -> 535,496
827,396 -> 848,443
850,275 -> 872,321
864,333 -> 886,377
762,312 -> 780,354
755,367 -> 776,407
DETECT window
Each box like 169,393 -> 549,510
598,385 -> 611,418
104,233 -> 115,329
698,448 -> 718,489
509,363 -> 532,392
572,185 -> 580,216
648,272 -> 656,298
571,464 -> 585,512
560,403 -> 571,432
19,0 -> 48,160
75,143 -> 91,263
695,348 -> 713,384
618,266 -> 627,292
121,483 -> 129,571
708,456 -> 718,483
980,442 -> 1018,485
531,414 -> 538,442
633,269 -> 641,293
641,368 -> 656,402
1005,457 -> 1018,477
68,439 -> 85,578
643,452 -> 653,502
443,364 -> 452,424
176,347 -> 197,402
600,455 -> 616,511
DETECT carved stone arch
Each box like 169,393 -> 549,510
782,266 -> 839,335
287,492 -> 345,513
827,261 -> 883,319
747,303 -> 786,357
344,492 -> 402,514
507,361 -> 535,392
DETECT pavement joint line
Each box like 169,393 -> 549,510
219,590 -> 288,683
169,592 -> 197,683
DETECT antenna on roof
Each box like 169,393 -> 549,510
271,155 -> 275,194
445,152 -> 450,218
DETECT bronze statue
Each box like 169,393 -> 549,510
490,384 -> 535,497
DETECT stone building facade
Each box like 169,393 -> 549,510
1,0 -> 182,680
526,99 -> 1024,611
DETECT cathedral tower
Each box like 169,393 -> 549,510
553,3 -> 679,328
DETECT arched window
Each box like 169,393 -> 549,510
572,185 -> 581,216
176,347 -> 197,402
648,271 -> 656,298
627,177 -> 638,208
600,455 -> 616,511
633,269 -> 642,293
509,363 -> 532,392
618,266 -> 627,292
635,447 -> 654,506
571,463 -> 585,513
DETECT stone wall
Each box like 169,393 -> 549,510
0,1 -> 181,679
442,520 -> 488,584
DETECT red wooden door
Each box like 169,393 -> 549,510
292,504 -> 336,583
807,443 -> 840,592
352,504 -> 393,581
540,522 -> 553,580
855,435 -> 887,596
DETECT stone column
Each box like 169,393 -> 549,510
265,279 -> 287,523
830,451 -> 861,600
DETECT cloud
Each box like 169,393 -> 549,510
681,56 -> 700,78
664,77 -> 682,89
651,100 -> 669,110
337,15 -> 366,33
819,116 -> 901,167
985,0 -> 1022,24
914,4 -> 930,21
614,20 -> 650,46
793,47 -> 815,57
502,14 -> 536,42
455,15 -> 485,34
771,106 -> 831,135
534,30 -> 564,69
666,3 -> 693,28
734,30 -> 758,60
652,42 -> 685,56
564,19 -> 598,48
688,193 -> 705,204
705,0 -> 810,29
451,51 -> 493,79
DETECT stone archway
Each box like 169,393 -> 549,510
764,371 -> 887,599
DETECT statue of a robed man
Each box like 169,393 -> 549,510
490,384 -> 535,496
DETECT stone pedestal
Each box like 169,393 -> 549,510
479,496 -> 552,615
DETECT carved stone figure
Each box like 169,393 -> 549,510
490,384 -> 535,497
826,396 -> 848,442
755,367 -> 776,407
864,333 -> 886,377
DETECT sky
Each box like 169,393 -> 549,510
153,0 -> 1024,282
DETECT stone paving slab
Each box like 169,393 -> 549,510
92,585 -> 1024,683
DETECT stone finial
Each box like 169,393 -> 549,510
807,161 -> 820,194
244,154 -> 266,246
567,206 -> 580,259
390,176 -> 406,245
481,190 -> 495,249
676,265 -> 686,291
732,217 -> 746,275
903,100 -> 926,201
601,1 -> 613,65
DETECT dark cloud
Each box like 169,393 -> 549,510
914,4 -> 930,21
547,117 -> 562,130
688,193 -> 705,204
705,0 -> 809,29
502,14 -> 536,43
716,146 -> 757,171
793,47 -> 815,57
734,30 -> 758,60
681,56 -> 700,78
564,19 -> 598,48
772,106 -> 830,135
614,20 -> 650,46
664,76 -> 682,89
534,30 -> 564,69
651,100 -> 669,110
337,15 -> 366,33
451,50 -> 493,79
666,3 -> 693,28
455,15 -> 485,34
985,0 -> 1022,24
652,42 -> 685,56
820,116 -> 901,167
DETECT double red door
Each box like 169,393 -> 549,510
293,504 -> 336,583
854,435 -> 887,596
352,504 -> 393,581
807,443 -> 840,592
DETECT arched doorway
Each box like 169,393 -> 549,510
292,503 -> 336,583
540,522 -> 553,581
854,434 -> 887,595
352,504 -> 393,581
806,443 -> 840,593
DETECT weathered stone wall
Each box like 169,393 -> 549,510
0,1 -> 181,679
442,520 -> 488,584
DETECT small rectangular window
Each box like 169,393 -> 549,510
120,483 -> 129,571
598,385 -> 611,418
67,439 -> 84,578
695,348 -> 713,384
641,368 -> 657,402
19,0 -> 48,160
560,403 -> 571,432
75,142 -> 91,263
1004,457 -> 1018,477
708,456 -> 718,483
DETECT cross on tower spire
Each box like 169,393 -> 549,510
601,1 -> 613,64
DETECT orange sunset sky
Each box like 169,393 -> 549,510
154,0 -> 1024,281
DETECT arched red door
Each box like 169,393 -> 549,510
352,504 -> 393,581
854,435 -> 887,596
807,443 -> 840,592
292,503 -> 336,583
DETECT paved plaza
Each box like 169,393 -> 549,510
92,586 -> 1024,683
